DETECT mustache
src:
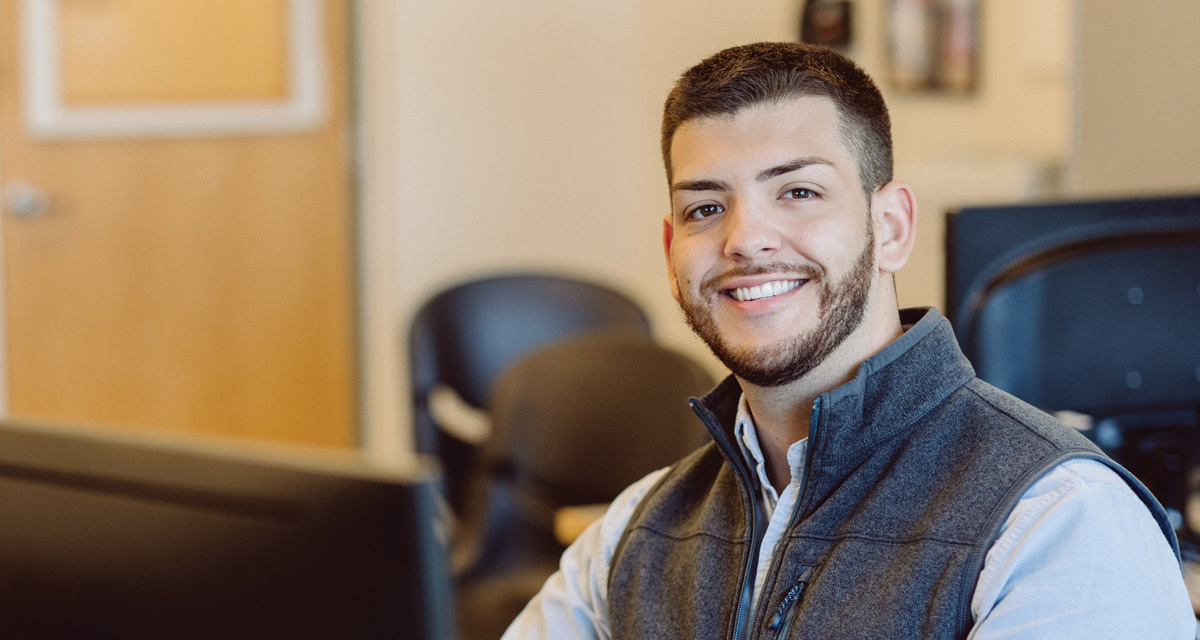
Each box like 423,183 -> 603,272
700,262 -> 824,297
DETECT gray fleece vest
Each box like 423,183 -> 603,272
608,308 -> 1177,640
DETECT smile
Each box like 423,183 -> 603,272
727,279 -> 803,302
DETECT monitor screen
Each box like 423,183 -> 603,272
0,419 -> 454,640
945,192 -> 1200,327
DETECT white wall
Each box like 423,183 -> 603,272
1071,0 -> 1200,197
357,0 -> 1073,455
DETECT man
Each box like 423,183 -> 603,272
503,42 -> 1194,639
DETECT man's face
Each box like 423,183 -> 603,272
664,96 -> 880,387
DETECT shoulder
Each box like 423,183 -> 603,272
970,458 -> 1194,638
565,465 -> 676,602
1028,456 -> 1144,496
958,379 -> 1096,447
585,443 -> 727,584
499,466 -> 672,640
994,457 -> 1162,545
595,466 -> 673,560
917,380 -> 1107,482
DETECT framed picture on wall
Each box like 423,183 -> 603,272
800,0 -> 853,51
888,0 -> 978,93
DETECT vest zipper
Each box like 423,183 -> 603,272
746,396 -> 822,638
732,495 -> 760,640
767,567 -> 813,638
690,393 -> 823,640
688,398 -> 761,640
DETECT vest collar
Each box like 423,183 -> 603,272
693,307 -> 976,474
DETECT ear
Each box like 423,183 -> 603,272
870,181 -> 918,274
662,215 -> 681,302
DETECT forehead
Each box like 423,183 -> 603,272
669,96 -> 854,182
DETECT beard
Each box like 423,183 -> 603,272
675,227 -> 876,388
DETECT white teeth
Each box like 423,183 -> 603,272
730,279 -> 801,302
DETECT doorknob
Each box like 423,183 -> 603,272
5,181 -> 50,219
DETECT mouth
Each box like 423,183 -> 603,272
726,279 -> 804,302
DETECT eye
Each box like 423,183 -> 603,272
783,187 -> 818,200
685,203 -> 724,220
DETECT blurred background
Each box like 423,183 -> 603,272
0,0 -> 1195,459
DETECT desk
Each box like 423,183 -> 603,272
554,504 -> 609,545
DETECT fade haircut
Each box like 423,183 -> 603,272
662,42 -> 892,197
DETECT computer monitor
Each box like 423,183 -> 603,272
944,193 -> 1200,531
0,418 -> 455,639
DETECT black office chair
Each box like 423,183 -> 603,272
454,331 -> 715,640
954,214 -> 1200,534
408,274 -> 652,521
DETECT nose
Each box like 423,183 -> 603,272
722,200 -> 781,261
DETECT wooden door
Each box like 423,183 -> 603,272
0,0 -> 356,446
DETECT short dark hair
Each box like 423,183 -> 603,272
662,42 -> 892,196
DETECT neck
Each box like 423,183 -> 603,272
739,384 -> 815,495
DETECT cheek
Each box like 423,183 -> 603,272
804,221 -> 868,265
669,233 -> 729,297
671,236 -> 709,272
673,255 -> 702,291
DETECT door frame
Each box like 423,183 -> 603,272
352,0 -> 406,458
0,135 -> 11,417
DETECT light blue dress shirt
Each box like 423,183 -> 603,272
502,395 -> 1197,639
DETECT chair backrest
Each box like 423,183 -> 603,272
452,333 -> 714,622
486,332 -> 715,518
956,217 -> 1200,418
408,273 -> 652,512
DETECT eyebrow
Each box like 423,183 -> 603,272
756,157 -> 835,182
669,178 -> 732,195
670,157 -> 836,195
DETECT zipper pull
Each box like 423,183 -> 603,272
767,567 -> 813,630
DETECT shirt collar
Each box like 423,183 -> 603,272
734,393 -> 809,509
